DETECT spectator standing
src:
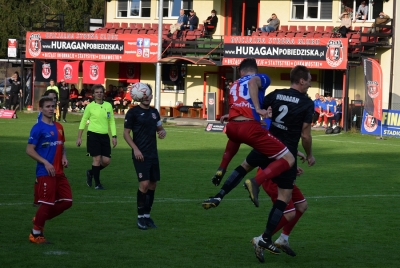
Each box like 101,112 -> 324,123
46,79 -> 59,100
58,80 -> 70,122
76,84 -> 117,190
203,9 -> 219,37
169,9 -> 188,34
46,79 -> 59,120
26,96 -> 72,244
353,1 -> 368,22
186,9 -> 199,31
258,13 -> 280,32
8,73 -> 23,113
338,12 -> 352,37
123,84 -> 167,230
335,99 -> 343,126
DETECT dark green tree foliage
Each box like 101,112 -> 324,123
0,0 -> 105,58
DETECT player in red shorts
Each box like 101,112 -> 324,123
204,65 -> 315,258
26,96 -> 73,244
224,58 -> 295,204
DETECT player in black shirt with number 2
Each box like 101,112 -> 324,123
123,84 -> 166,230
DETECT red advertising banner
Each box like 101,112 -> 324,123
82,61 -> 105,84
57,60 -> 79,84
223,36 -> 348,69
25,32 -> 159,62
362,57 -> 382,121
119,63 -> 140,83
8,39 -> 18,58
0,109 -> 15,119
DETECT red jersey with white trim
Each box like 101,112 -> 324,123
28,121 -> 65,177
228,74 -> 271,122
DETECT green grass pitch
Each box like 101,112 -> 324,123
0,112 -> 399,267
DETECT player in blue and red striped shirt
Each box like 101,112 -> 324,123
26,96 -> 72,244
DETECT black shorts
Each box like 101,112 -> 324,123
86,131 -> 111,157
246,149 -> 297,189
133,158 -> 160,182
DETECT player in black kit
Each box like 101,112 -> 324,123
123,84 -> 167,230
58,80 -> 70,122
203,66 -> 316,260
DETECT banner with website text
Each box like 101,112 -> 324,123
223,36 -> 348,69
25,32 -> 158,62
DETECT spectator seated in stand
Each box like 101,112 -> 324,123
105,84 -> 114,103
325,95 -> 337,127
312,93 -> 321,127
338,12 -> 352,37
69,84 -> 80,112
368,11 -> 390,33
185,9 -> 199,31
203,9 -> 218,37
79,84 -> 93,112
123,86 -> 133,110
313,95 -> 328,128
258,13 -> 280,33
113,86 -> 126,114
169,9 -> 188,36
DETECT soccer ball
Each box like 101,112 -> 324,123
130,82 -> 151,102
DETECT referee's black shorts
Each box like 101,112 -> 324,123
86,131 -> 111,157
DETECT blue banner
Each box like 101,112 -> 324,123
361,109 -> 400,137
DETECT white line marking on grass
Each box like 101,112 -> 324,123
43,251 -> 69,255
1,194 -> 399,206
313,138 -> 400,146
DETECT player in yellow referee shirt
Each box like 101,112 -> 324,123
76,84 -> 117,190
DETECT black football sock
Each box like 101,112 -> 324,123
92,165 -> 101,186
216,166 -> 247,199
263,200 -> 287,240
144,189 -> 155,216
137,189 -> 146,217
99,165 -> 105,171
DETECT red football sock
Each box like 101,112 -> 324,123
254,158 -> 291,185
272,214 -> 289,235
282,210 -> 304,236
219,140 -> 240,170
33,204 -> 52,230
47,201 -> 72,220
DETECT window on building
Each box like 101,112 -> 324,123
291,0 -> 332,20
117,0 -> 151,18
340,0 -> 376,21
158,0 -> 193,18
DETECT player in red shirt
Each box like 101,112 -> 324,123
26,96 -> 72,244
224,58 -> 295,208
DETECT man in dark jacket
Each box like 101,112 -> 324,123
186,10 -> 199,31
8,73 -> 22,111
58,80 -> 70,122
203,9 -> 218,37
